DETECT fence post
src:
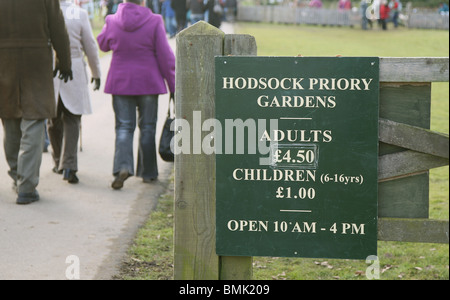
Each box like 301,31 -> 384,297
174,22 -> 224,280
173,22 -> 258,280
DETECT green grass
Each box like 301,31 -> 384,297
116,22 -> 449,280
235,22 -> 449,57
114,189 -> 174,280
252,241 -> 449,279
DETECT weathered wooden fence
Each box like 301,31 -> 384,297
237,5 -> 360,26
377,57 -> 449,243
237,5 -> 450,30
173,21 -> 449,280
407,12 -> 450,30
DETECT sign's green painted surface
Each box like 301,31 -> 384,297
215,57 -> 379,259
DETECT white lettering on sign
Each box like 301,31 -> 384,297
222,77 -> 374,91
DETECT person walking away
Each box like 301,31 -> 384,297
225,0 -> 237,22
439,2 -> 449,15
379,0 -> 390,30
360,0 -> 373,30
171,0 -> 188,33
309,0 -> 323,8
162,0 -> 177,38
389,0 -> 401,28
152,0 -> 161,14
0,0 -> 72,205
48,0 -> 101,184
97,0 -> 175,190
107,0 -> 123,16
190,0 -> 205,24
338,0 -> 352,10
206,0 -> 224,28
78,0 -> 95,22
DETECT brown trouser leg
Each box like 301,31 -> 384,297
47,96 -> 81,171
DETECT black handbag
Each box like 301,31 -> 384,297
159,96 -> 175,162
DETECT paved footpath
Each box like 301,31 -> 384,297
0,53 -> 173,280
0,21 -> 234,280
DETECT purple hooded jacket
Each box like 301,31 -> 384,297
97,3 -> 175,95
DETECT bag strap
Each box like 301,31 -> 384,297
167,95 -> 175,119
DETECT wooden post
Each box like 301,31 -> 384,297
174,22 -> 258,280
174,21 -> 223,280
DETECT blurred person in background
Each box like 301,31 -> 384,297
190,0 -> 205,24
162,0 -> 177,38
171,0 -> 188,33
107,0 -> 123,15
206,0 -> 224,28
379,0 -> 390,30
77,0 -> 96,21
309,0 -> 322,8
389,0 -> 401,28
225,0 -> 237,22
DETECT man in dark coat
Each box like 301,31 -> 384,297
0,0 -> 72,204
171,0 -> 188,33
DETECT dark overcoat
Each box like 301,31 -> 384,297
0,0 -> 71,119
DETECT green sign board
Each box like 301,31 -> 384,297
215,57 -> 379,260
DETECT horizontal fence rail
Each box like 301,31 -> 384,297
377,57 -> 449,244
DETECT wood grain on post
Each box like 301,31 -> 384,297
174,22 -> 260,279
174,22 -> 224,280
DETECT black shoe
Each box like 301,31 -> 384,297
143,177 -> 157,183
112,170 -> 130,190
17,190 -> 40,205
63,169 -> 79,184
52,167 -> 63,174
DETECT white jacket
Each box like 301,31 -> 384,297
54,0 -> 101,115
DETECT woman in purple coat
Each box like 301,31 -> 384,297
97,0 -> 175,189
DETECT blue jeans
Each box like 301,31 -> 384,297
112,95 -> 159,180
165,16 -> 177,37
190,14 -> 204,24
